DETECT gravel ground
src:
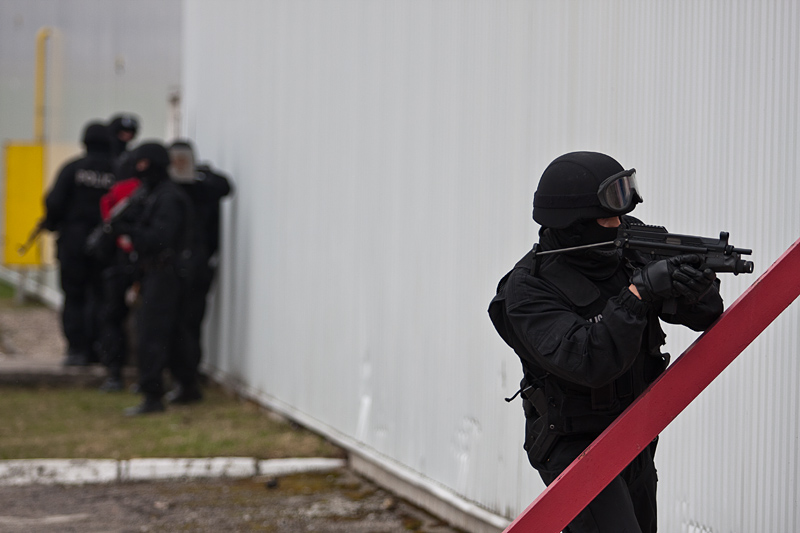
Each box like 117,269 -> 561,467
0,302 -> 66,364
0,471 -> 460,533
0,300 -> 466,533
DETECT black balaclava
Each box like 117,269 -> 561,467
540,219 -> 622,280
132,142 -> 171,187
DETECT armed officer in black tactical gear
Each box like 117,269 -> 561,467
110,141 -> 194,416
164,140 -> 233,404
44,121 -> 117,366
489,152 -> 724,532
91,113 -> 139,387
86,153 -> 144,392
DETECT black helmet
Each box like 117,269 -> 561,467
532,151 -> 642,229
82,121 -> 111,149
108,113 -> 140,135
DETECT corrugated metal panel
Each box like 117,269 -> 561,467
0,0 -> 182,144
184,1 -> 800,529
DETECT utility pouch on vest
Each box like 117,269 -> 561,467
546,378 -> 620,436
591,383 -> 617,411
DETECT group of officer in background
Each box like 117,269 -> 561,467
42,114 -> 232,416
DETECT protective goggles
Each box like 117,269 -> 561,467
597,169 -> 642,212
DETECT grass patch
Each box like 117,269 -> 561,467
0,384 -> 345,460
0,278 -> 16,300
0,277 -> 47,308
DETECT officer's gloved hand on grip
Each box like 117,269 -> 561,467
630,254 -> 702,303
672,261 -> 716,304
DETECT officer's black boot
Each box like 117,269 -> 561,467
99,367 -> 124,392
165,383 -> 203,405
123,395 -> 165,416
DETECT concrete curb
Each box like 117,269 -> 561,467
0,457 -> 347,486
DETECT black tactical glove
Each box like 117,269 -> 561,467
630,254 -> 701,303
672,262 -> 716,304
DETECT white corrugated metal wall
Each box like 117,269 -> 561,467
183,1 -> 800,530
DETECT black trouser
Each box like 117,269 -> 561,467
98,258 -> 136,379
57,225 -> 103,359
136,265 -> 183,399
169,264 -> 214,391
537,436 -> 659,533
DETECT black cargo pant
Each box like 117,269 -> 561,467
168,263 -> 214,391
136,264 -> 183,399
537,436 -> 659,533
98,257 -> 136,379
57,224 -> 103,359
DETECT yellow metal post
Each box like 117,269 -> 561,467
2,27 -> 52,271
34,27 -> 52,143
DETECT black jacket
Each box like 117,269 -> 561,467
489,219 -> 724,468
179,165 -> 232,263
120,178 -> 193,271
44,150 -> 116,231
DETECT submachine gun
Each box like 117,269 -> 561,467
614,223 -> 754,275
85,183 -> 147,262
532,223 -> 754,279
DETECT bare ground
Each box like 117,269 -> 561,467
0,471 -> 460,533
0,299 -> 465,533
0,301 -> 66,364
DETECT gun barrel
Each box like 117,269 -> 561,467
17,223 -> 45,256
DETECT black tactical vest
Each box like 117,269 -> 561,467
489,249 -> 669,444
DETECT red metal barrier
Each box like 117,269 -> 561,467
504,237 -> 800,533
